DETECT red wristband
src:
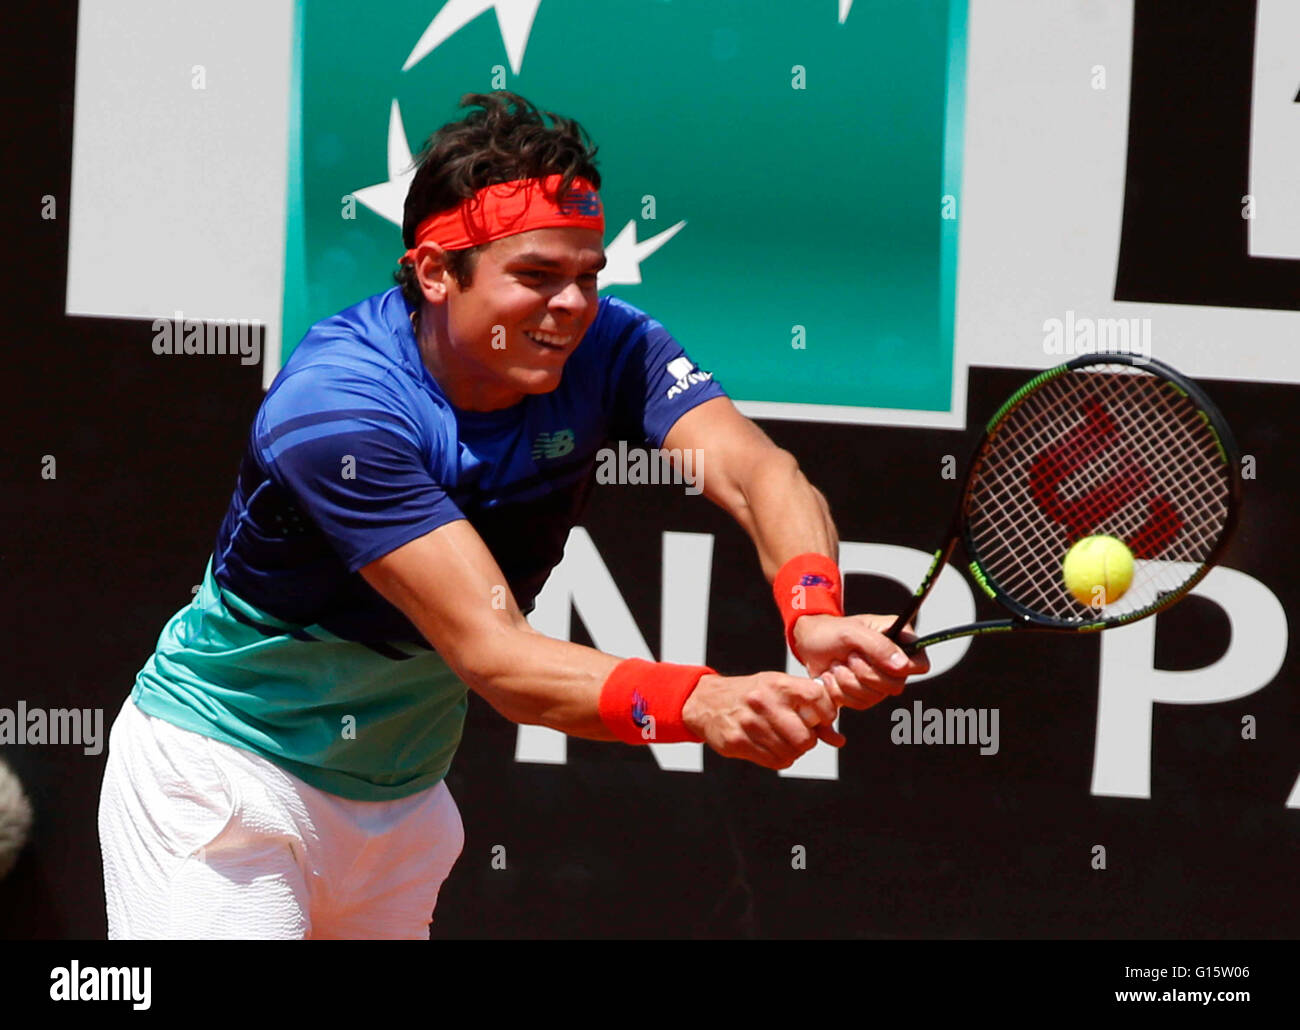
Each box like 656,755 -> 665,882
773,553 -> 844,662
598,658 -> 713,745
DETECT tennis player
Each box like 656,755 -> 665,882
98,91 -> 929,939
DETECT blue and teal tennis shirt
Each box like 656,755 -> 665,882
132,287 -> 727,800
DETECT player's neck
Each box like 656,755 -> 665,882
411,310 -> 524,412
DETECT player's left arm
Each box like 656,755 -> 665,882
662,396 -> 929,709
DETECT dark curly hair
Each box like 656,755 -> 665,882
395,91 -> 602,310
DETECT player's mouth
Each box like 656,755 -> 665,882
523,328 -> 574,352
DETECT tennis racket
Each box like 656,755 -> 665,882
886,353 -> 1241,651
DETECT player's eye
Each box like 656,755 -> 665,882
516,268 -> 598,289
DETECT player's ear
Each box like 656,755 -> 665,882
412,244 -> 452,303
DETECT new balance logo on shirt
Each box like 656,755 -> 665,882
531,429 -> 576,460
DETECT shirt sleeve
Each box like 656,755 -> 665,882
603,298 -> 730,448
255,363 -> 465,573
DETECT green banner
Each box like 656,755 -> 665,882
285,0 -> 967,416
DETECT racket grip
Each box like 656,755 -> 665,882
884,613 -> 908,641
890,633 -> 923,656
884,596 -> 923,651
895,636 -> 922,656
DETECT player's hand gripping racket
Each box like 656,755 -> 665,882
886,354 -> 1241,652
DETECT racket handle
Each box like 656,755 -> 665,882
885,534 -> 958,652
884,598 -> 923,653
885,595 -> 922,641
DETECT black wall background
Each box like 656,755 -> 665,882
1,0 -> 1296,941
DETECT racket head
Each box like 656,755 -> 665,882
957,354 -> 1241,632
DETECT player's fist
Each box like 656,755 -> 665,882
791,613 -> 931,710
682,671 -> 845,770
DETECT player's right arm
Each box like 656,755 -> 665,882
359,519 -> 845,769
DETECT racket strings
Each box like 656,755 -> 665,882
966,364 -> 1231,623
1041,373 -> 1225,555
977,396 -> 1222,614
975,373 -> 1226,617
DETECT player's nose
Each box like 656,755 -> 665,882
549,279 -> 592,315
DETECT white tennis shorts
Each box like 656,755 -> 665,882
98,698 -> 464,939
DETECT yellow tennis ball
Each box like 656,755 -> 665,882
1062,535 -> 1134,608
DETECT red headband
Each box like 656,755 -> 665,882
400,174 -> 603,263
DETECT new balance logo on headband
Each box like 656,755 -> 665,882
559,189 -> 601,217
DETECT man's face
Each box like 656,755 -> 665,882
440,226 -> 606,408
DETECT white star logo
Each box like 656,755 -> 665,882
403,0 -> 546,74
352,100 -> 416,226
353,0 -> 685,287
351,98 -> 687,287
598,220 -> 687,289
